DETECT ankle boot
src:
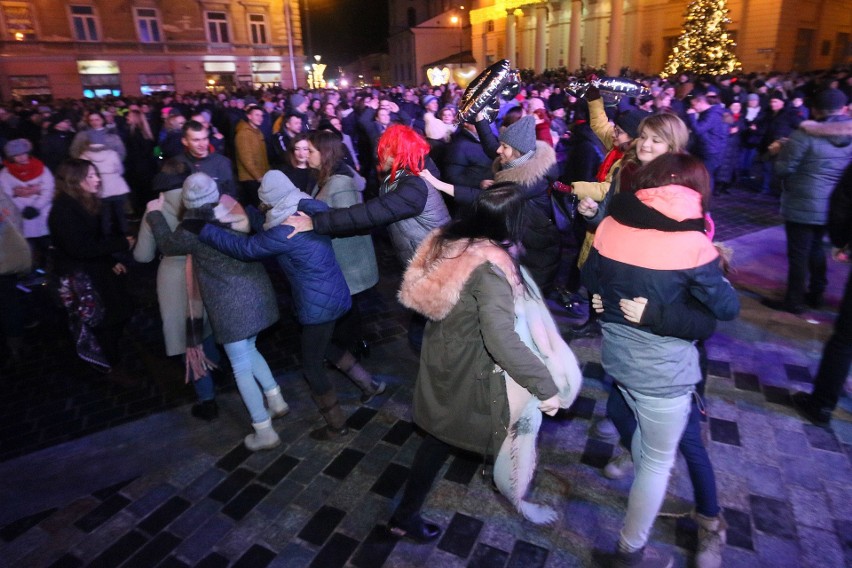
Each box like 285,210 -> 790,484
612,543 -> 673,568
244,418 -> 281,451
265,385 -> 290,418
309,390 -> 350,441
695,512 -> 727,568
334,353 -> 385,403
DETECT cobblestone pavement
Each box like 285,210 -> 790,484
1,187 -> 850,568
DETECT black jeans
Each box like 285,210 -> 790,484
784,221 -> 827,309
811,269 -> 852,412
392,433 -> 452,526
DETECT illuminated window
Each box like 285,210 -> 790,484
1,3 -> 37,41
134,8 -> 161,43
70,5 -> 98,41
248,13 -> 267,45
205,11 -> 230,44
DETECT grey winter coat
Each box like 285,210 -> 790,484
776,116 -> 852,226
147,207 -> 279,345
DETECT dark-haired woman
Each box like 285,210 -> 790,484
389,185 -> 578,542
277,133 -> 315,194
582,153 -> 739,567
48,158 -> 134,374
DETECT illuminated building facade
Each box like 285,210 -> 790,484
391,0 -> 851,83
0,0 -> 306,101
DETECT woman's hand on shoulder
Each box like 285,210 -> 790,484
145,193 -> 164,213
591,293 -> 604,314
283,212 -> 313,239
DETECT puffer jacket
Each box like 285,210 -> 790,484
776,116 -> 852,226
582,185 -> 739,397
398,232 -> 557,455
688,105 -> 728,160
199,200 -> 351,326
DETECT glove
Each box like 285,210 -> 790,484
181,219 -> 206,234
585,85 -> 601,101
21,206 -> 39,220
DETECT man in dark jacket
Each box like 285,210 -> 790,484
39,114 -> 74,173
176,121 -> 237,200
793,161 -> 852,429
442,124 -> 491,188
757,91 -> 801,194
687,91 -> 729,194
767,88 -> 852,314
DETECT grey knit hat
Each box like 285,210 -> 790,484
498,115 -> 536,154
258,169 -> 298,207
182,173 -> 219,209
4,138 -> 32,158
289,93 -> 307,109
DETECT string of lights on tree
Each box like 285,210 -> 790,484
661,0 -> 742,77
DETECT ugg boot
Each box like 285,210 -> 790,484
695,512 -> 727,568
309,391 -> 350,441
244,418 -> 281,451
334,352 -> 386,404
265,386 -> 290,419
611,543 -> 673,568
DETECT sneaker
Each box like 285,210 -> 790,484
791,392 -> 831,429
611,544 -> 673,568
590,417 -> 621,443
603,451 -> 634,480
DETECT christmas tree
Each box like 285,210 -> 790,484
661,0 -> 741,77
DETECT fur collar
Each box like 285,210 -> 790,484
492,141 -> 556,187
798,117 -> 852,144
398,230 -> 521,321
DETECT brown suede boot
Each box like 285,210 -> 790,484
309,390 -> 350,441
334,352 -> 386,403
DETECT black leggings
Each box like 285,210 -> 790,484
392,433 -> 452,525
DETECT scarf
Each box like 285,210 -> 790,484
58,271 -> 110,371
502,149 -> 535,170
3,157 -> 45,182
184,256 -> 217,383
596,147 -> 625,182
609,192 -> 705,233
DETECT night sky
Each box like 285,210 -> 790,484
304,0 -> 390,70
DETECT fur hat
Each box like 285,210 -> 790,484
498,115 -> 536,154
182,173 -> 219,209
4,138 -> 32,158
289,93 -> 307,109
814,88 -> 848,111
614,110 -> 650,139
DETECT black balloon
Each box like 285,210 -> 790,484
457,59 -> 520,124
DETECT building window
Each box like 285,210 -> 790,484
1,3 -> 37,41
486,20 -> 494,33
248,13 -> 267,44
70,5 -> 98,41
205,11 -> 230,44
134,8 -> 161,43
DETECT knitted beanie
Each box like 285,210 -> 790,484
614,110 -> 650,139
289,93 -> 307,109
259,170 -> 312,230
182,173 -> 219,209
4,138 -> 32,158
814,88 -> 848,111
498,115 -> 536,154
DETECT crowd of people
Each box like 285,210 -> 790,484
1,66 -> 851,568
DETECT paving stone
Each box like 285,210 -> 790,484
803,424 -> 842,453
255,479 -> 304,520
707,359 -> 731,378
232,543 -> 276,568
157,556 -> 190,568
257,453 -> 301,485
194,551 -> 230,568
308,532 -> 359,568
371,462 -> 409,499
292,474 -> 339,509
763,385 -> 791,406
753,533 -> 802,567
709,417 -> 741,446
741,461 -> 787,499
172,515 -> 235,564
92,477 -> 137,500
169,498 -> 222,538
347,407 -> 378,431
137,494 -> 189,534
437,512 -> 483,558
297,505 -> 346,546
773,428 -> 810,455
216,443 -> 253,472
122,530 -> 181,568
45,553 -> 84,568
582,361 -> 604,381
87,529 -> 148,568
323,448 -> 365,480
267,542 -> 315,568
823,481 -> 852,519
0,507 -> 56,542
723,507 -> 753,550
797,525 -> 845,568
780,459 -> 824,491
209,467 -> 256,503
382,420 -> 414,446
443,452 -> 480,485
834,519 -> 852,567
733,372 -> 761,392
468,542 -> 509,567
506,539 -> 549,568
73,494 -> 131,533
181,468 -> 228,502
222,483 -> 270,521
784,363 -> 812,384
787,486 -> 834,531
350,524 -> 398,568
750,495 -> 797,539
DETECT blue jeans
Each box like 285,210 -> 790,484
223,336 -> 277,423
608,388 -> 719,518
784,222 -> 827,309
185,335 -> 220,403
618,386 -> 692,552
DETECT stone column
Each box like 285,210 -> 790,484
569,0 -> 582,71
505,11 -> 516,63
534,5 -> 547,73
606,0 -> 624,75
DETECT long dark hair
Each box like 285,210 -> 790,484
55,158 -> 100,214
286,132 -> 309,169
633,153 -> 711,214
308,129 -> 345,188
428,182 -> 526,262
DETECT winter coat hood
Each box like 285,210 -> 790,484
399,230 -> 522,321
492,141 -> 556,187
798,116 -> 852,148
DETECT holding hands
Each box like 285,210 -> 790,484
590,293 -> 649,324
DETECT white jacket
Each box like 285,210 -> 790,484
0,164 -> 54,238
82,147 -> 130,199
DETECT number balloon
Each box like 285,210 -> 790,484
457,59 -> 520,124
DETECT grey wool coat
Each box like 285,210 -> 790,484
147,206 -> 279,345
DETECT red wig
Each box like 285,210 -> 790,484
376,124 -> 430,182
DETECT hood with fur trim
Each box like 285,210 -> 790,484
492,141 -> 556,187
399,230 -> 522,321
798,117 -> 852,148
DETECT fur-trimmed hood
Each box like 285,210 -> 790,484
398,230 -> 521,321
492,141 -> 556,187
798,116 -> 852,147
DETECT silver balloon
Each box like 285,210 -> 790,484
566,77 -> 650,106
457,59 -> 520,124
